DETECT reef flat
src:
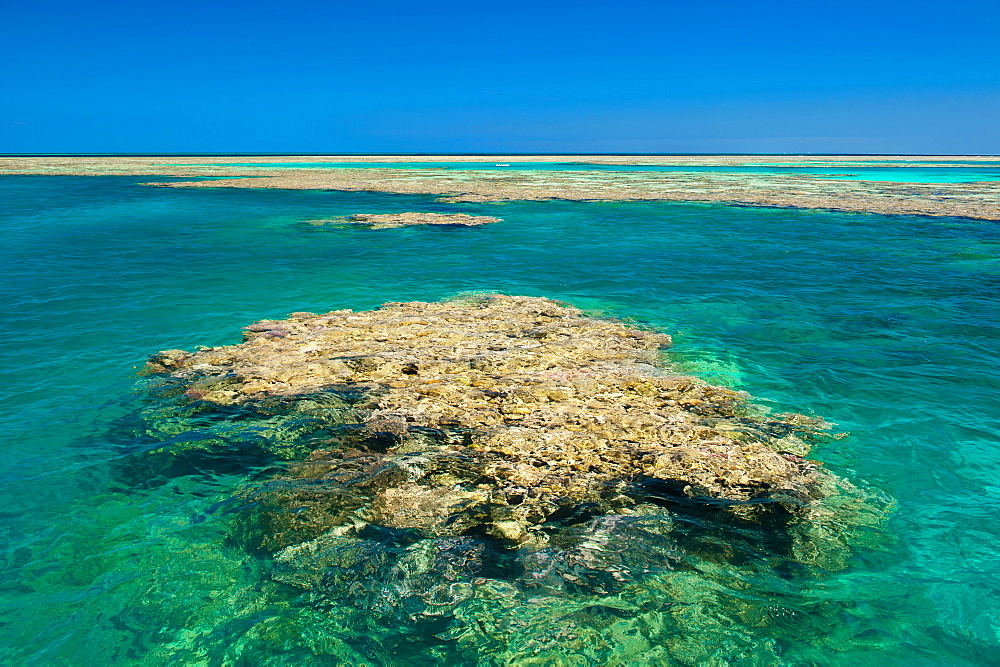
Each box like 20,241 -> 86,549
138,294 -> 891,662
3,155 -> 999,219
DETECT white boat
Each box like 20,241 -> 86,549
495,163 -> 510,167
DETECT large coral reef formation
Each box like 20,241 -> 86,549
141,294 -> 894,663
149,295 -> 852,548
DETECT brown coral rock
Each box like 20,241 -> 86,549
149,295 -> 829,547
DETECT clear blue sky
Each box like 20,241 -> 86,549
2,0 -> 998,154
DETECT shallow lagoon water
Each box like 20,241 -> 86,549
206,161 -> 1000,184
1,175 -> 999,663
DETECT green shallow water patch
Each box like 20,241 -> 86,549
1,176 -> 999,663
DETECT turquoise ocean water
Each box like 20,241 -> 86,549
1,175 -> 999,664
205,161 -> 1000,184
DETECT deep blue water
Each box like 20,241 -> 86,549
203,161 -> 1000,184
1,175 -> 999,663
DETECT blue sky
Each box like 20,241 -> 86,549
2,0 -> 998,154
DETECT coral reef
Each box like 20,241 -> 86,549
139,294 -> 895,663
147,295 -> 854,549
305,212 -> 501,229
4,154 -> 998,219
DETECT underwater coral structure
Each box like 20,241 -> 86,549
304,212 -> 501,229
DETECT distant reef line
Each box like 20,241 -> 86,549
2,155 -> 998,220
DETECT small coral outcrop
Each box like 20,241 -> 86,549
305,212 -> 501,229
